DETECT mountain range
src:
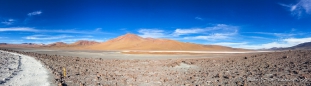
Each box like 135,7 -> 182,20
270,42 -> 311,50
74,33 -> 246,51
3,33 -> 311,51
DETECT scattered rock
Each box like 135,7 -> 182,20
0,49 -> 310,85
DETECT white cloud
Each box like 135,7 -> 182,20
0,40 -> 24,44
28,11 -> 42,16
173,28 -> 206,36
280,0 -> 311,17
120,28 -> 127,31
8,19 -> 14,22
237,42 -> 290,49
0,27 -> 110,34
195,17 -> 203,20
0,37 -> 9,39
0,27 -> 38,32
95,28 -> 102,31
138,29 -> 166,38
82,35 -> 93,38
213,42 -> 248,46
172,24 -> 238,36
245,32 -> 296,38
46,29 -> 91,34
19,35 -> 104,44
178,24 -> 238,41
283,37 -> 311,44
1,19 -> 15,25
135,24 -> 238,41
215,37 -> 311,49
0,27 -> 81,33
184,30 -> 238,40
248,36 -> 272,40
24,35 -> 73,40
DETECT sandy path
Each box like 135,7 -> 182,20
0,50 -> 52,86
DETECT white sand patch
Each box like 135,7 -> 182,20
0,50 -> 51,86
122,50 -> 273,54
174,63 -> 199,69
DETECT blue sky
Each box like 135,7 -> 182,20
0,0 -> 311,49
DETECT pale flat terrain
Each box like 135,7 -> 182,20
4,47 -> 266,60
0,50 -> 54,86
1,48 -> 310,86
80,33 -> 248,51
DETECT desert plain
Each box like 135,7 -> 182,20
0,34 -> 311,86
0,47 -> 311,86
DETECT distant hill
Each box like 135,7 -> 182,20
47,42 -> 67,47
0,34 -> 249,51
71,40 -> 99,46
286,42 -> 311,50
81,33 -> 247,51
268,42 -> 311,50
0,43 -> 43,48
46,40 -> 99,47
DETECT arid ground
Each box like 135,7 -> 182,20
1,47 -> 311,86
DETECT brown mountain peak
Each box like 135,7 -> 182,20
112,33 -> 144,41
124,33 -> 141,37
125,33 -> 135,35
48,42 -> 67,46
73,33 -> 246,51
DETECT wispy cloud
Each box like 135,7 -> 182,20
183,30 -> 238,40
195,17 -> 203,20
1,19 -> 15,25
0,37 -> 7,39
243,31 -> 302,39
245,32 -> 296,37
213,42 -> 248,46
283,37 -> 311,44
24,11 -> 42,24
136,24 -> 239,41
24,35 -> 73,40
48,29 -> 93,34
280,0 -> 311,18
120,28 -> 127,31
172,28 -> 206,36
0,27 -> 38,32
172,24 -> 238,36
247,36 -> 273,40
138,29 -> 166,38
28,11 -> 42,16
171,24 -> 239,41
0,40 -> 25,44
214,37 -> 311,49
95,28 -> 102,31
0,27 -> 110,34
20,34 -> 105,44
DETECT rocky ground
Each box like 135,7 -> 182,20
1,48 -> 311,86
0,50 -> 52,86
0,51 -> 21,84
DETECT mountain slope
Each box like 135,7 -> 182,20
286,42 -> 311,50
47,42 -> 68,47
83,33 -> 246,51
71,40 -> 99,46
45,40 -> 99,48
268,42 -> 311,50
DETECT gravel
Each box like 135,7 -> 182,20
0,50 -> 53,86
1,48 -> 311,86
